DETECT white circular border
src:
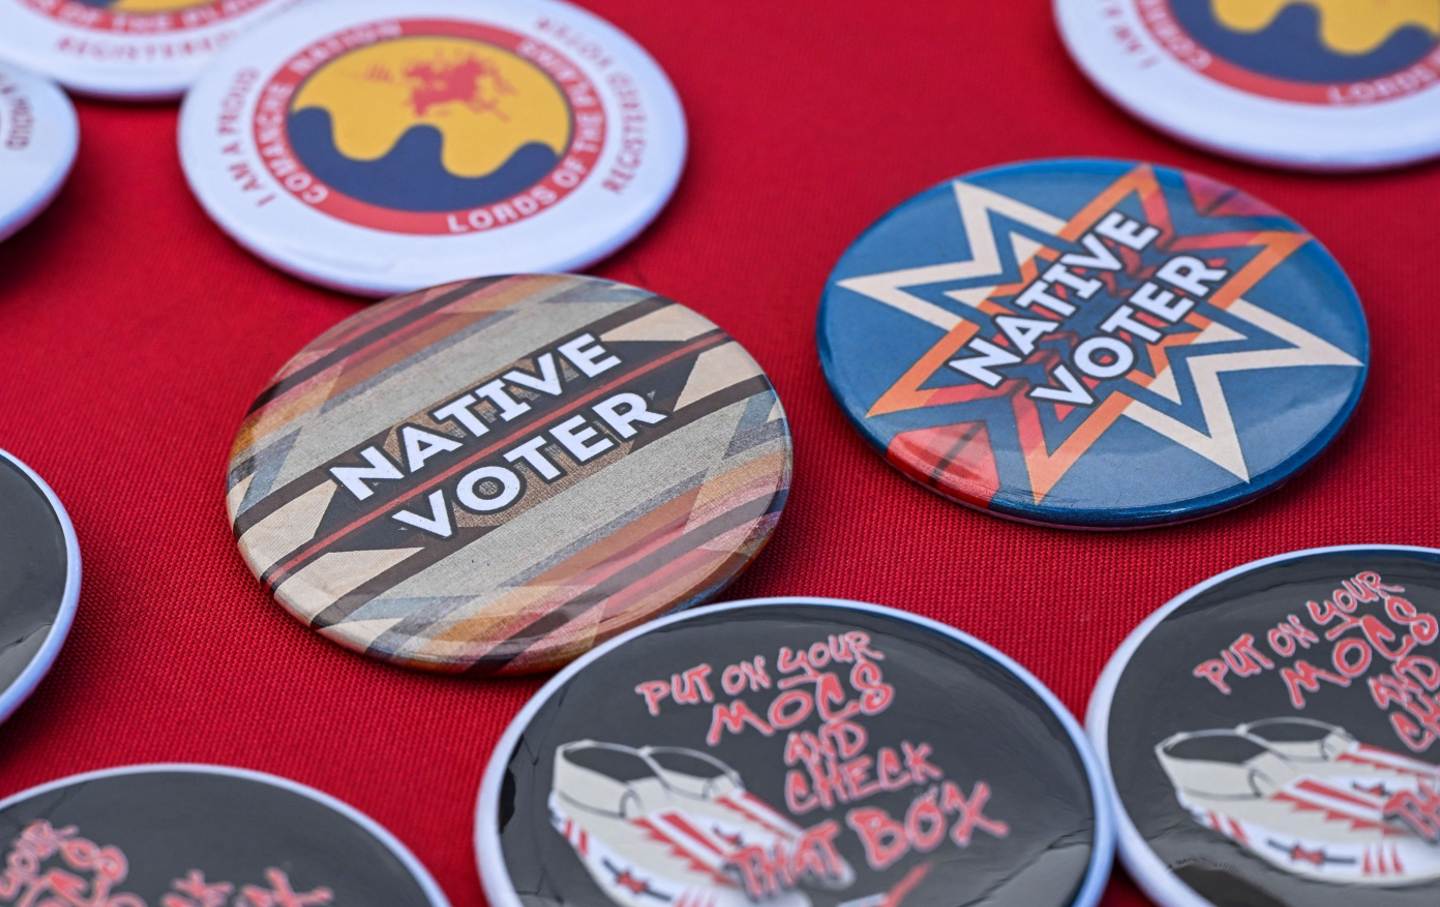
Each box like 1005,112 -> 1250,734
0,762 -> 452,905
1085,544 -> 1440,907
0,449 -> 81,727
1054,0 -> 1440,170
178,0 -> 688,297
0,63 -> 78,243
0,0 -> 304,99
476,596 -> 1117,907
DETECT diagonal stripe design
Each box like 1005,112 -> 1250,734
227,275 -> 792,674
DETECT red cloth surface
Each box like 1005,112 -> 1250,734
0,1 -> 1436,904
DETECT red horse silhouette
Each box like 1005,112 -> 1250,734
405,56 -> 514,120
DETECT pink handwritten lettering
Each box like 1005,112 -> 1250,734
1,821 -> 334,907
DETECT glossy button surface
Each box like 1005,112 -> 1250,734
1089,547 -> 1440,906
1055,0 -> 1440,170
0,764 -> 448,904
478,599 -> 1115,907
818,158 -> 1368,528
0,449 -> 79,726
227,275 -> 791,674
179,0 -> 686,296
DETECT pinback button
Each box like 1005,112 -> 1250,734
1055,0 -> 1440,171
818,158 -> 1369,529
1088,546 -> 1440,907
0,764 -> 449,903
0,63 -> 77,243
477,598 -> 1116,907
0,450 -> 79,726
0,0 -> 302,100
227,274 -> 791,675
178,0 -> 687,297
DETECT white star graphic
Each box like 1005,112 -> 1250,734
835,176 -> 1363,487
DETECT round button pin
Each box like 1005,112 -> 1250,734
0,449 -> 79,726
227,274 -> 791,674
179,0 -> 687,297
818,158 -> 1368,529
0,0 -> 302,100
0,763 -> 449,904
1055,0 -> 1440,170
0,63 -> 77,243
1089,547 -> 1440,907
477,598 -> 1115,907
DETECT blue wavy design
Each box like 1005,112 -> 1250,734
1172,0 -> 1437,82
286,107 -> 560,213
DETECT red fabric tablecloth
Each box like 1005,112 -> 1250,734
1,2 -> 1436,904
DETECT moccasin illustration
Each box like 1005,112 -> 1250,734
1157,724 -> 1440,885
549,741 -> 835,907
1239,717 -> 1440,784
638,745 -> 854,889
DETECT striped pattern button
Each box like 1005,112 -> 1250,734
227,275 -> 792,674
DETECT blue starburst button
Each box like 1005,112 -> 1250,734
817,159 -> 1369,529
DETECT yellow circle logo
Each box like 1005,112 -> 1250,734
1211,0 -> 1439,56
261,20 -> 607,234
291,36 -> 572,186
1143,0 -> 1440,104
